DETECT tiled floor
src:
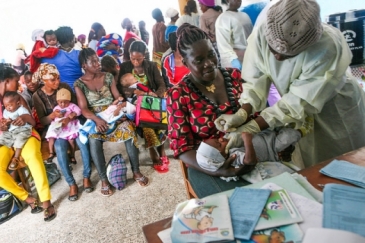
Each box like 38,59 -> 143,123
1,141 -> 187,243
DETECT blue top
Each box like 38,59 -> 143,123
41,49 -> 83,89
239,2 -> 268,25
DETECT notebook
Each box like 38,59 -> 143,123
320,159 -> 365,188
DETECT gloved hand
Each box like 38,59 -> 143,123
298,116 -> 314,137
224,119 -> 261,154
214,108 -> 248,132
231,58 -> 242,70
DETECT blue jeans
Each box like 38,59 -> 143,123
54,138 -> 91,186
187,167 -> 250,198
88,138 -> 140,182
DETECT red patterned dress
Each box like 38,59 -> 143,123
167,68 -> 243,158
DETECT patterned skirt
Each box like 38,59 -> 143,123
152,51 -> 164,71
89,106 -> 138,146
142,127 -> 166,149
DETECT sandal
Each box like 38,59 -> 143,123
160,156 -> 170,165
83,178 -> 94,193
134,175 -> 150,187
101,184 -> 113,197
46,153 -> 56,164
7,157 -> 26,171
28,199 -> 43,214
153,163 -> 169,173
44,205 -> 57,222
68,184 -> 78,201
70,157 -> 77,165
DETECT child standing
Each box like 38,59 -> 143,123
45,88 -> 81,164
0,91 -> 33,170
27,30 -> 59,73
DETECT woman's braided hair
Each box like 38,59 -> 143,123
176,23 -> 209,59
176,23 -> 221,66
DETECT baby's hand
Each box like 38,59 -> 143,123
53,109 -> 64,118
134,90 -> 145,96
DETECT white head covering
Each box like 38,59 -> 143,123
165,8 -> 179,18
31,29 -> 45,42
265,0 -> 323,56
196,142 -> 226,172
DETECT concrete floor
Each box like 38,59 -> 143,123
1,140 -> 187,243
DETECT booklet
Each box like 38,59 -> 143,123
170,195 -> 234,243
228,188 -> 271,240
238,223 -> 303,243
302,228 -> 365,243
320,159 -> 365,188
254,189 -> 303,231
323,184 -> 365,237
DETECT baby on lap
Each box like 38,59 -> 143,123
196,128 -> 301,183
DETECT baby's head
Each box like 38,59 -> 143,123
120,73 -> 137,87
101,55 -> 119,76
196,138 -> 229,171
269,229 -> 286,243
43,30 -> 57,47
197,215 -> 213,231
3,91 -> 21,112
56,88 -> 71,109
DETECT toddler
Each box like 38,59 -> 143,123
0,91 -> 33,170
119,73 -> 153,104
45,88 -> 81,164
27,30 -> 59,73
196,128 -> 301,182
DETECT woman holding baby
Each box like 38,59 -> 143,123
75,48 -> 149,191
32,63 -> 92,201
166,24 -> 251,198
118,41 -> 169,173
0,64 -> 56,222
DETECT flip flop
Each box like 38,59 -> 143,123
153,163 -> 169,173
134,175 -> 150,187
101,185 -> 113,197
44,205 -> 57,222
160,156 -> 170,165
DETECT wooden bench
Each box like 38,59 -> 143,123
179,160 -> 198,199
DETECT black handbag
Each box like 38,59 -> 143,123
44,163 -> 61,186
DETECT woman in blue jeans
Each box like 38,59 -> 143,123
74,48 -> 149,197
33,63 -> 92,201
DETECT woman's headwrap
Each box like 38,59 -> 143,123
198,0 -> 215,7
32,63 -> 60,83
31,29 -> 45,42
77,34 -> 86,41
265,0 -> 323,56
96,33 -> 123,64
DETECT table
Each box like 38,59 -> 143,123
142,146 -> 365,243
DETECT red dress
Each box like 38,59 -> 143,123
167,68 -> 243,158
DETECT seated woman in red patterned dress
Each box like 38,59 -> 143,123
166,23 -> 252,198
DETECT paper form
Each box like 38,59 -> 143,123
229,188 -> 271,240
323,184 -> 365,237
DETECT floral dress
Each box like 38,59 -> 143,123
167,68 -> 243,158
132,70 -> 166,148
74,72 -> 138,145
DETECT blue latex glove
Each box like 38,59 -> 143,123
231,59 -> 242,70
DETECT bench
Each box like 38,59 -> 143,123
179,160 -> 198,199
